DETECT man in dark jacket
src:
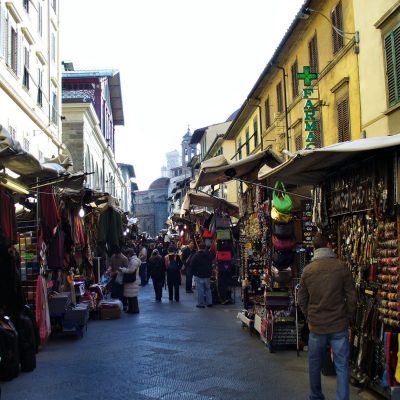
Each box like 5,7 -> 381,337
181,240 -> 196,293
190,243 -> 213,308
298,233 -> 356,400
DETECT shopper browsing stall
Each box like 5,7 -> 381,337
298,233 -> 356,400
107,249 -> 128,302
120,248 -> 140,314
181,240 -> 196,293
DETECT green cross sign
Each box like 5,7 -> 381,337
297,66 -> 318,86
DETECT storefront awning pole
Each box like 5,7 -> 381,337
229,177 -> 313,200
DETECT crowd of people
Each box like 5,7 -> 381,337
105,236 -> 215,313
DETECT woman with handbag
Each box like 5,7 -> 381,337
120,248 -> 141,314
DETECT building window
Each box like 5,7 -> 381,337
291,60 -> 299,99
314,120 -> 322,148
337,96 -> 350,142
51,91 -> 58,124
23,47 -> 30,90
237,139 -> 242,160
331,1 -> 344,54
265,97 -> 271,128
10,27 -> 18,74
8,126 -> 16,139
38,3 -> 43,36
384,25 -> 400,107
51,32 -> 56,62
23,0 -> 29,13
295,134 -> 302,151
51,0 -> 57,13
23,137 -> 30,152
37,68 -> 43,106
38,150 -> 43,162
276,82 -> 283,113
253,118 -> 258,148
309,34 -> 319,73
245,129 -> 250,156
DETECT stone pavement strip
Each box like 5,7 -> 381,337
2,284 -> 381,400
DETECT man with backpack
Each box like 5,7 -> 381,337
164,246 -> 183,302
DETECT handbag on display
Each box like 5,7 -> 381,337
272,221 -> 294,238
203,229 -> 213,238
272,235 -> 296,252
265,290 -> 290,310
272,250 -> 295,268
217,250 -> 233,261
217,240 -> 232,251
123,271 -> 136,283
215,217 -> 231,229
271,266 -> 293,284
216,229 -> 231,240
272,181 -> 293,214
271,206 -> 293,223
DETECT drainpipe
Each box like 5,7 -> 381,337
275,66 -> 290,155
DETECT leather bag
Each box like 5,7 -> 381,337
271,266 -> 293,284
272,250 -> 295,268
271,206 -> 293,223
272,221 -> 294,238
123,271 -> 136,283
265,290 -> 290,310
272,234 -> 296,252
272,181 -> 293,214
217,251 -> 232,261
216,229 -> 231,240
215,217 -> 230,229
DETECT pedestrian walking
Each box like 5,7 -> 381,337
120,248 -> 140,314
298,232 -> 356,400
107,249 -> 128,303
191,243 -> 213,308
138,241 -> 148,286
148,249 -> 166,302
164,246 -> 183,302
181,240 -> 196,293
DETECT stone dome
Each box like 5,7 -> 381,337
149,177 -> 170,190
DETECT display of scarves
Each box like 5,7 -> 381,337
0,188 -> 17,242
39,185 -> 60,241
35,274 -> 51,344
74,214 -> 85,247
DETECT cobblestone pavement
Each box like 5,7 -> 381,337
2,283 -> 380,400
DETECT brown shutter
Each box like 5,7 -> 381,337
308,34 -> 319,73
265,98 -> 271,128
291,60 -> 299,99
331,1 -> 344,54
337,96 -> 350,142
276,82 -> 283,113
295,134 -> 302,151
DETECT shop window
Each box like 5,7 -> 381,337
265,97 -> 271,128
331,1 -> 344,54
276,82 -> 283,113
253,118 -> 258,147
37,68 -> 43,107
384,25 -> 400,107
308,34 -> 319,73
291,60 -> 299,99
23,47 -> 30,90
295,134 -> 302,151
337,96 -> 350,142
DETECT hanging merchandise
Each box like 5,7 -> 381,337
271,207 -> 293,223
272,181 -> 293,214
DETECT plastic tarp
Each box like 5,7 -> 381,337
191,149 -> 282,189
180,190 -> 239,218
258,134 -> 400,185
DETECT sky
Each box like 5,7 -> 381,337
60,0 -> 305,190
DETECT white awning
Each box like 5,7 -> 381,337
191,149 -> 281,189
258,134 -> 400,185
180,191 -> 239,218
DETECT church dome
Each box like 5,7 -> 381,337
149,177 -> 170,190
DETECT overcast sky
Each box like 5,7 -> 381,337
60,0 -> 305,190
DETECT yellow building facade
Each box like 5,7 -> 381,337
225,0 -> 361,159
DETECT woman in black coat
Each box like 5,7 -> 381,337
148,249 -> 166,302
164,247 -> 183,302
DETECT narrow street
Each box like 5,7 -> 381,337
2,285 -> 378,400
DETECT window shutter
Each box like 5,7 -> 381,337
337,97 -> 350,142
331,1 -> 344,54
276,82 -> 283,113
384,26 -> 400,107
308,34 -> 319,73
265,98 -> 271,128
291,60 -> 299,99
314,120 -> 322,148
295,134 -> 302,151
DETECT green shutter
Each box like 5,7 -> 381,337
385,26 -> 400,107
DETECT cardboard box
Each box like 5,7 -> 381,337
100,308 -> 121,320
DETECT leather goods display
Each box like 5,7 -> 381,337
203,229 -> 213,238
0,316 -> 20,381
272,221 -> 294,238
265,290 -> 290,310
271,206 -> 293,223
123,271 -> 136,283
217,250 -> 232,261
272,250 -> 295,268
272,181 -> 293,214
216,229 -> 231,240
272,235 -> 296,252
271,266 -> 293,284
215,216 -> 231,229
